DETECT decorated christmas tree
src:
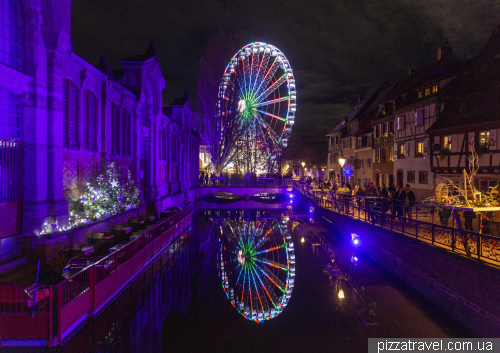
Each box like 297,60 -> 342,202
71,161 -> 140,224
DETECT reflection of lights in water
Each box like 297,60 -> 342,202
353,239 -> 359,245
351,256 -> 358,262
217,218 -> 294,323
338,289 -> 345,299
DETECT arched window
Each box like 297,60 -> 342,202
63,79 -> 79,148
159,127 -> 167,161
111,103 -> 120,154
83,90 -> 97,151
0,87 -> 22,140
122,109 -> 131,156
0,0 -> 24,72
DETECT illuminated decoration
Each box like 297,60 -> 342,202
343,166 -> 353,177
301,237 -> 305,243
218,218 -> 294,323
218,42 -> 296,173
338,289 -> 345,299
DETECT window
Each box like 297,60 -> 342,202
159,127 -> 167,160
111,103 -> 120,154
367,158 -> 372,168
416,141 -> 424,156
122,109 -> 132,156
382,123 -> 387,137
419,171 -> 428,184
63,79 -> 79,148
432,85 -> 438,94
479,131 -> 490,147
389,147 -> 394,162
442,135 -> 452,149
83,90 -> 97,151
375,149 -> 380,163
398,143 -> 405,158
424,87 -> 431,96
0,87 -> 22,140
417,91 -> 423,99
415,109 -> 424,126
380,148 -> 387,162
140,135 -> 145,158
389,121 -> 394,134
407,171 -> 415,183
0,0 -> 24,72
397,115 -> 405,130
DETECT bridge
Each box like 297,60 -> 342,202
198,178 -> 295,198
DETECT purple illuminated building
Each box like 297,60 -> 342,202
0,0 -> 199,267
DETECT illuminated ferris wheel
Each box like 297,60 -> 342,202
218,42 -> 296,172
218,218 -> 294,323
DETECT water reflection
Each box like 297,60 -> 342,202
215,216 -> 294,323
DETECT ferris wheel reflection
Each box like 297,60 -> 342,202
216,216 -> 294,323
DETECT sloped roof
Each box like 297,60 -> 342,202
327,81 -> 390,135
427,25 -> 500,132
170,98 -> 188,106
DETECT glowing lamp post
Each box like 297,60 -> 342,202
338,289 -> 345,299
338,155 -> 346,183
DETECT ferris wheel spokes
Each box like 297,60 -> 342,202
255,74 -> 288,103
255,96 -> 290,107
257,109 -> 286,122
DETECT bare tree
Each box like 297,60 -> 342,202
194,31 -> 242,175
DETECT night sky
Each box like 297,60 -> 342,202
72,0 -> 499,159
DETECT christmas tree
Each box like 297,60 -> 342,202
71,161 -> 140,224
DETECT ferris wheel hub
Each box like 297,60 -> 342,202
238,99 -> 246,113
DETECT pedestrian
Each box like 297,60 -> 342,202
491,201 -> 500,237
391,186 -> 403,217
388,183 -> 396,194
438,207 -> 452,227
481,212 -> 491,234
346,181 -> 352,192
398,184 -> 416,220
463,211 -> 476,232
200,171 -> 205,185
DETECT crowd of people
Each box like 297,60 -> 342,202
300,176 -> 500,237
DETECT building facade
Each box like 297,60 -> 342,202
428,26 -> 500,192
0,0 -> 199,257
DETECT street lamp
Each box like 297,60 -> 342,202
338,155 -> 345,184
301,162 -> 305,178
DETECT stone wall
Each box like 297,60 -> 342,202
294,191 -> 500,337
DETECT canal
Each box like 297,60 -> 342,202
17,200 -> 473,353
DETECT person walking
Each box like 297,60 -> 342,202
491,201 -> 500,237
463,211 -> 476,232
398,184 -> 416,219
391,186 -> 403,218
439,207 -> 452,227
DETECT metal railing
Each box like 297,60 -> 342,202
294,181 -> 500,266
0,207 -> 192,346
201,178 -> 294,187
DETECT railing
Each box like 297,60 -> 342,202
294,181 -> 500,266
0,207 -> 193,346
202,178 -> 294,187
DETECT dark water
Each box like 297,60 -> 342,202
160,208 -> 473,353
17,205 -> 472,353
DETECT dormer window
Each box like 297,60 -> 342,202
432,85 -> 438,94
424,87 -> 431,96
417,91 -> 423,99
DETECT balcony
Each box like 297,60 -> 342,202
374,135 -> 394,147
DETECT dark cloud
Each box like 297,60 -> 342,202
72,0 -> 500,162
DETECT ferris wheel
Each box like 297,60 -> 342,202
218,42 -> 296,172
218,218 -> 294,323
